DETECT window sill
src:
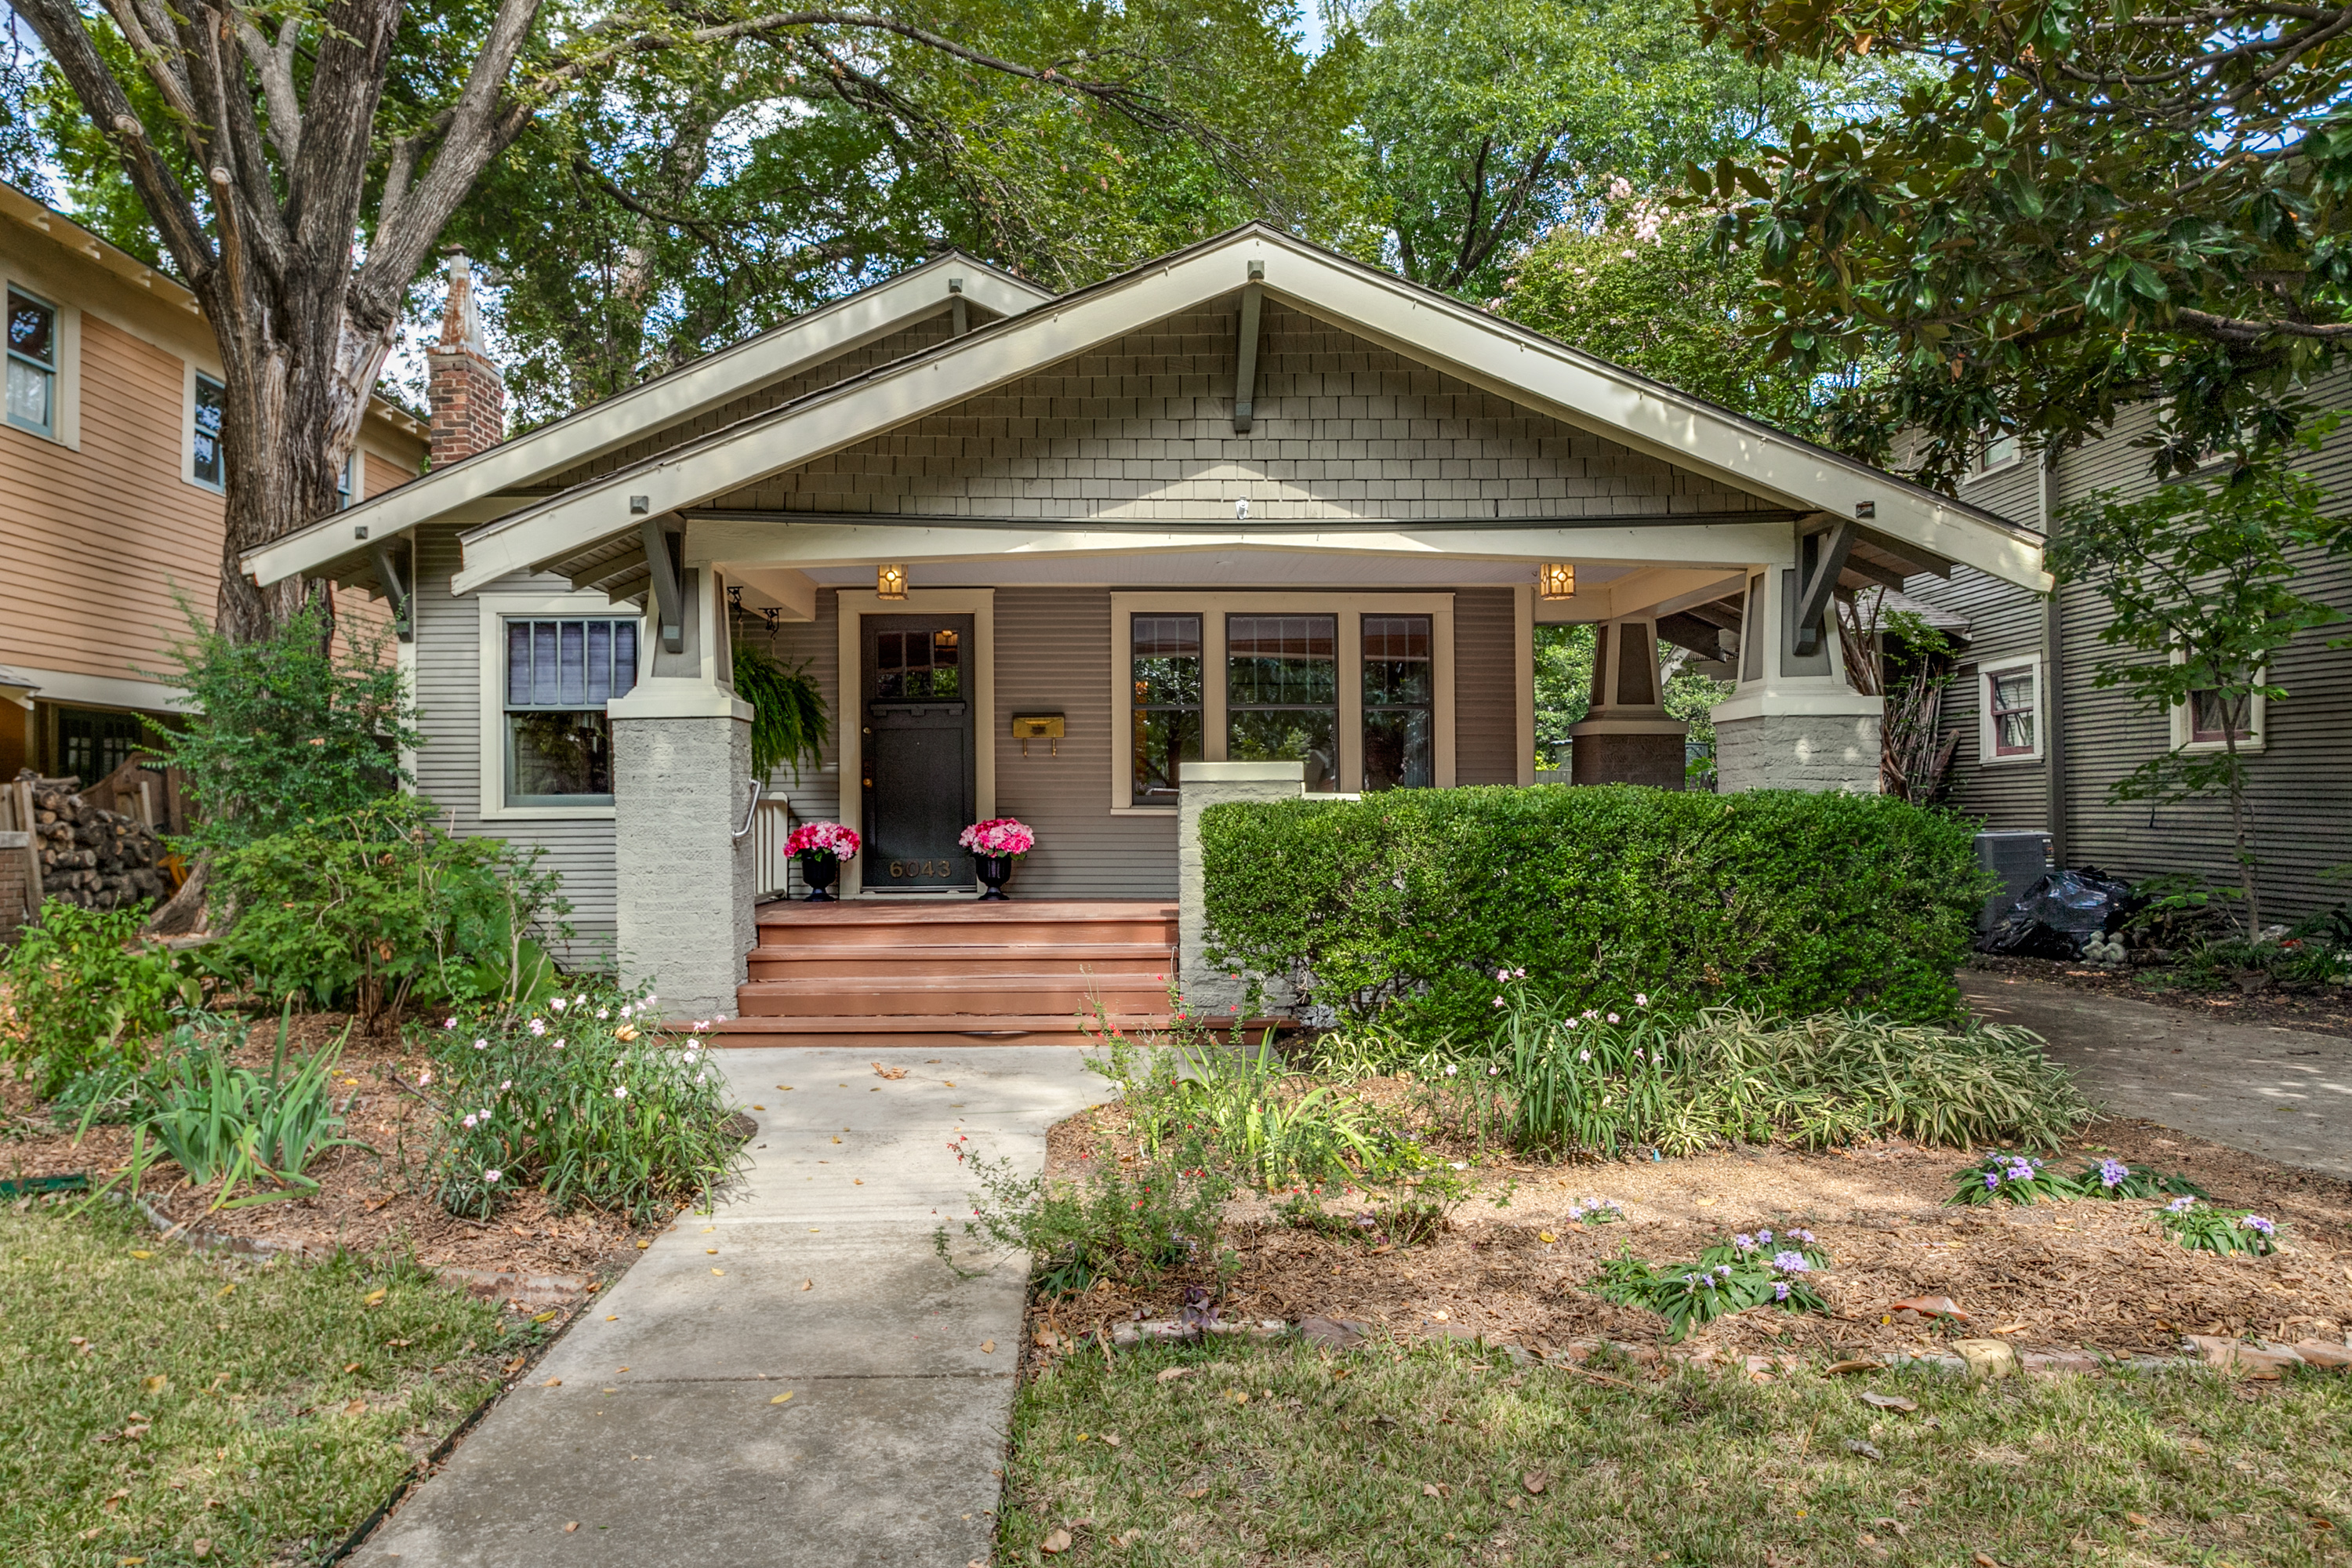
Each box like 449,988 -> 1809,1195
1978,750 -> 2044,767
5,417 -> 62,445
1112,804 -> 1179,817
482,801 -> 618,821
2179,738 -> 2264,755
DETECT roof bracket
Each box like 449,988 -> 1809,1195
1233,260 -> 1265,434
640,516 -> 686,654
949,277 -> 969,336
367,540 -> 413,643
1792,518 -> 1856,656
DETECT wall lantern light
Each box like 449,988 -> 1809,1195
1537,562 -> 1576,601
877,563 -> 909,600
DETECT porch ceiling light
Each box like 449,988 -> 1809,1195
1538,562 -> 1576,601
877,563 -> 908,600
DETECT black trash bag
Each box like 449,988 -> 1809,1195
1980,868 -> 2133,958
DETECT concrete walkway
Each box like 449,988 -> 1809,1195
352,1047 -> 1109,1567
1963,973 -> 2352,1178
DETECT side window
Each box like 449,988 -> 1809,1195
336,452 -> 358,509
7,286 -> 58,438
503,617 -> 640,806
192,373 -> 226,488
1981,661 -> 2039,760
1361,613 -> 1432,790
1130,613 -> 1201,804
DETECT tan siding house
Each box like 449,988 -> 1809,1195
0,183 -> 427,784
248,226 -> 2046,1028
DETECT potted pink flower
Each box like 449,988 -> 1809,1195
782,821 -> 860,901
957,817 -> 1035,901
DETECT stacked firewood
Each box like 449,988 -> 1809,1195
16,771 -> 173,910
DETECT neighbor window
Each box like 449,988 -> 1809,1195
1976,428 -> 2020,472
1361,613 -> 1432,790
503,617 -> 639,804
191,372 -> 226,487
58,706 -> 143,782
336,452 -> 357,508
1131,613 -> 1201,804
1984,662 -> 2038,759
7,285 -> 57,437
2189,690 -> 2253,744
1227,613 -> 1338,792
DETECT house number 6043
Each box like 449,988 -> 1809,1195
891,860 -> 949,877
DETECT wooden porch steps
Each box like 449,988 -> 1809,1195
712,898 -> 1178,1047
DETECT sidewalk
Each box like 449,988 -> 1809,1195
350,1047 -> 1109,1567
1963,972 -> 2352,1178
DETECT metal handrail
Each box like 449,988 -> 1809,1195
731,778 -> 764,840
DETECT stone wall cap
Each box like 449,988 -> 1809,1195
1181,760 -> 1307,784
0,830 -> 25,848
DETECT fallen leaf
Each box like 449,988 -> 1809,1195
1522,1470 -> 1550,1495
191,1541 -> 210,1559
1226,1389 -> 1249,1404
363,1288 -> 387,1305
1117,1530 -> 1143,1547
605,1314 -> 618,1321
636,1240 -> 651,1250
1860,1392 -> 1918,1413
832,1137 -> 841,1145
130,1250 -> 151,1260
2124,1513 -> 2151,1529
564,1523 -> 579,1534
543,1378 -> 562,1387
1695,1198 -> 1718,1207
1100,1432 -> 1121,1447
1991,1323 -> 2027,1335
706,1248 -> 718,1254
1889,1295 -> 1969,1321
943,1080 -> 955,1087
981,1340 -> 996,1354
1846,1439 -> 1885,1461
1424,1484 -> 1443,1498
1973,1553 -> 2002,1568
142,1374 -> 169,1394
771,1393 -> 793,1404
801,1279 -> 814,1291
872,1062 -> 908,1080
1184,1487 -> 1209,1499
343,1398 -> 368,1415
711,1269 -> 724,1276
1824,1359 -> 1882,1376
1156,1367 -> 1193,1384
1040,1527 -> 1073,1555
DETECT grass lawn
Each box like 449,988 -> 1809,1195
1000,1339 -> 2350,1566
0,1198 -> 520,1567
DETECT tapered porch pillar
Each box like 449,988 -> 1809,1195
1566,616 -> 1688,789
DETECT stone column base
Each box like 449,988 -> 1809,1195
1566,717 -> 1690,789
612,696 -> 756,1020
1178,760 -> 1306,1016
1715,710 -> 1882,794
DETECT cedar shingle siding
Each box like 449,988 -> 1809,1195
1906,376 -> 2352,921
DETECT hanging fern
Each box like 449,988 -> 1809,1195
733,644 -> 830,780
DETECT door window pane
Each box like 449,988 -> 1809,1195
1363,613 -> 1432,790
503,617 -> 641,804
7,286 -> 56,436
192,373 -> 226,487
1228,614 -> 1338,792
874,626 -> 961,699
1131,614 -> 1201,804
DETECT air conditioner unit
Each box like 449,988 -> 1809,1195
1973,830 -> 2054,931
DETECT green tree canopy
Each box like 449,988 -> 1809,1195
1689,0 -> 2352,490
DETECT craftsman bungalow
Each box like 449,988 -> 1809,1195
244,225 -> 2046,1040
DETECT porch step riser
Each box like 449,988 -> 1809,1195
739,986 -> 1167,1020
710,1014 -> 1171,1046
754,918 -> 1176,947
747,947 -> 1172,981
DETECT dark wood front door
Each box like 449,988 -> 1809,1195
860,614 -> 976,891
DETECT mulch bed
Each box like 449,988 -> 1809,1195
1035,1094 -> 2352,1367
0,1011 -> 648,1293
1969,953 -> 2352,1036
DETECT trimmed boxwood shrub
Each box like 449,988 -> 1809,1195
1200,784 -> 1987,1041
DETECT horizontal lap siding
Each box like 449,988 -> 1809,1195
410,523 -> 619,962
1453,588 -> 1520,785
1903,390 -> 2352,920
757,590 -> 844,897
993,588 -> 1177,898
0,314 -> 221,684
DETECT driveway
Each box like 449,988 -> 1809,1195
1963,972 -> 2352,1178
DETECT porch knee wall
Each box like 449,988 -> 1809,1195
612,712 -> 757,1019
1714,712 -> 1882,794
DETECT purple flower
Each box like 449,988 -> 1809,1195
2241,1214 -> 2276,1236
1757,1229 -> 1773,1244
1770,1251 -> 1811,1274
1733,1233 -> 1755,1250
1789,1229 -> 1815,1243
2099,1157 -> 2129,1189
1773,1282 -> 1792,1301
1984,1172 -> 2000,1190
2166,1196 -> 2198,1214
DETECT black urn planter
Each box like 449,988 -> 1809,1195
973,854 -> 1014,901
798,852 -> 840,901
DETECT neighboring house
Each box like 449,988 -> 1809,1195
1904,399 -> 2352,923
245,224 -> 2046,1033
0,182 -> 427,785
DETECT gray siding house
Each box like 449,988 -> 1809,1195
245,226 -> 2045,1034
1905,387 -> 2352,924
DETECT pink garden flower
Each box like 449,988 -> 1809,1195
784,821 -> 861,859
958,817 -> 1036,857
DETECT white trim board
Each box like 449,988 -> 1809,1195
832,587 -> 996,898
242,252 -> 1053,587
444,225 -> 2047,598
5,665 -> 190,714
1108,591 -> 1456,813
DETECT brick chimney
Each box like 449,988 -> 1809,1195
426,252 -> 504,466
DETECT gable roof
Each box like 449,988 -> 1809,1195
241,249 -> 1053,586
248,222 -> 2047,597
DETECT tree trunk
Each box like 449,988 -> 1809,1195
2222,715 -> 2260,938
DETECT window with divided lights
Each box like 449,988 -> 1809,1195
2189,690 -> 2255,745
192,372 -> 225,487
1228,614 -> 1338,792
503,618 -> 639,805
1131,615 -> 1201,804
1362,614 -> 1432,790
1984,662 -> 2038,759
7,285 -> 57,437
874,626 -> 961,699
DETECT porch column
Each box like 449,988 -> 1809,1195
1709,545 -> 1883,794
610,564 -> 758,1019
1177,760 -> 1305,1016
1566,616 -> 1688,789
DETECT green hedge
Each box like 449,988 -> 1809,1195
1199,785 -> 1987,1041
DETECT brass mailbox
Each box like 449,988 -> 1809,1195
1011,712 -> 1065,757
